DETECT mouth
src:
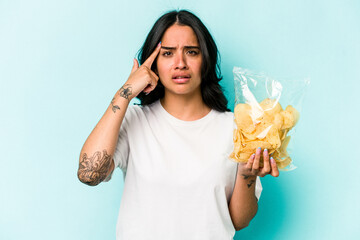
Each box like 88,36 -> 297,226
172,74 -> 191,84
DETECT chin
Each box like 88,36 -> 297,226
168,86 -> 200,96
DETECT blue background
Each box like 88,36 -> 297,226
1,0 -> 359,239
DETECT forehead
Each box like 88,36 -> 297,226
161,24 -> 199,45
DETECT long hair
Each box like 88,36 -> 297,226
136,10 -> 229,112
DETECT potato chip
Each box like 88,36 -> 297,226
260,98 -> 283,116
249,121 -> 272,139
273,113 -> 283,129
230,99 -> 299,170
234,104 -> 255,133
263,125 -> 281,149
242,140 -> 273,152
280,105 -> 300,130
279,129 -> 288,140
233,134 -> 242,154
277,156 -> 292,169
279,136 -> 290,157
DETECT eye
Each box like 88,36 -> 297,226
187,50 -> 199,55
162,51 -> 172,56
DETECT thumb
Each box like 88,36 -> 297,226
131,58 -> 139,73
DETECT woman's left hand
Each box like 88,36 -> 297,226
237,147 -> 279,178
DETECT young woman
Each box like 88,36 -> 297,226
77,10 -> 279,240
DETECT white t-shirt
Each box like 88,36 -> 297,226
105,100 -> 262,240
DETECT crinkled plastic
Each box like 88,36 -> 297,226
229,66 -> 310,171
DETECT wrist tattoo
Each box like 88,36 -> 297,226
78,150 -> 112,186
242,174 -> 250,179
247,180 -> 255,188
111,97 -> 120,113
119,84 -> 132,100
242,174 -> 255,188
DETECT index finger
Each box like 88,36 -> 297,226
143,42 -> 162,68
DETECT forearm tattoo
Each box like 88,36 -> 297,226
242,174 -> 250,180
119,84 -> 132,100
242,174 -> 256,188
111,97 -> 120,113
78,150 -> 112,186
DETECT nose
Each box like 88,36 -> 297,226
174,53 -> 188,70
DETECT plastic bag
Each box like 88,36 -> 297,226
229,66 -> 310,171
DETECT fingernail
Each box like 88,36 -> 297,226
158,41 -> 161,46
145,92 -> 150,95
270,157 -> 275,164
264,148 -> 268,152
251,154 -> 255,158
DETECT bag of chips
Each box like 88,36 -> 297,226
229,67 -> 310,171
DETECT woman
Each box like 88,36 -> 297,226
77,10 -> 279,240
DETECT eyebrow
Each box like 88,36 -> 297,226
161,46 -> 200,50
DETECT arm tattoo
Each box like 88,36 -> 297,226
110,97 -> 120,113
242,174 -> 255,188
242,174 -> 250,179
247,180 -> 255,188
119,84 -> 132,100
77,150 -> 112,186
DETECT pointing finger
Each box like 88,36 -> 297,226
143,42 -> 162,68
131,58 -> 139,74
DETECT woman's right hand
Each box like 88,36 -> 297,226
78,43 -> 162,186
121,42 -> 162,101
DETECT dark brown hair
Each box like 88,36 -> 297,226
136,10 -> 229,112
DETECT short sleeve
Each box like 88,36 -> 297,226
255,176 -> 263,201
103,108 -> 132,182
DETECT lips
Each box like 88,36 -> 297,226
172,74 -> 190,84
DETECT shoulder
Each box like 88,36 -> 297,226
124,101 -> 159,122
124,104 -> 141,120
212,110 -> 234,121
210,110 -> 234,129
128,100 -> 159,114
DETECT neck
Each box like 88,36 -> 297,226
160,92 -> 211,121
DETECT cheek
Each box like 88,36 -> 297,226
156,60 -> 173,76
193,61 -> 202,76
